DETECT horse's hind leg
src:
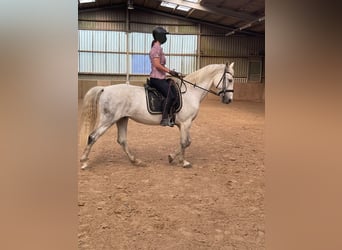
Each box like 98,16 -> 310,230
116,117 -> 143,166
80,121 -> 113,169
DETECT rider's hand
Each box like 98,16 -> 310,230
169,70 -> 181,78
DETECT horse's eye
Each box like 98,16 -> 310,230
229,79 -> 232,83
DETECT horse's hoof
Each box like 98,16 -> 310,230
168,154 -> 174,163
81,162 -> 89,170
133,159 -> 146,167
183,161 -> 192,168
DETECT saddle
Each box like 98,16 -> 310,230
144,78 -> 182,115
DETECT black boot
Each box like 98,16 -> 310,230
160,118 -> 173,127
160,107 -> 173,127
160,118 -> 170,126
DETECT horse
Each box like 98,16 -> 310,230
79,62 -> 235,169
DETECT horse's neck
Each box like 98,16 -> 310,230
184,64 -> 224,102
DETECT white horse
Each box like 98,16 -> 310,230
79,62 -> 235,169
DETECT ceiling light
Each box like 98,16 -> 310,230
160,1 -> 177,9
127,0 -> 134,9
79,0 -> 96,3
176,5 -> 191,12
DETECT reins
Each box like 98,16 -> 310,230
175,69 -> 234,96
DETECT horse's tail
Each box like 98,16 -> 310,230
79,86 -> 104,148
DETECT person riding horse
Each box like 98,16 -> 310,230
149,27 -> 180,127
79,62 -> 235,169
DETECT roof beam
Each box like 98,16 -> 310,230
134,5 -> 263,36
225,16 -> 265,36
155,0 -> 257,21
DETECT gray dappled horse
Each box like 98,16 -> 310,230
79,62 -> 234,169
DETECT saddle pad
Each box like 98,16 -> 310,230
144,79 -> 182,115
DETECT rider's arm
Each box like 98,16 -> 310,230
152,57 -> 171,74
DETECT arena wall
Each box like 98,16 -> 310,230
78,7 -> 264,102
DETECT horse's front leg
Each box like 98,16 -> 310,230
168,148 -> 181,164
169,121 -> 192,168
116,117 -> 143,166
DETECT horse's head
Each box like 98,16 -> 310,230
216,62 -> 235,104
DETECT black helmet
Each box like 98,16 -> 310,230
152,27 -> 169,44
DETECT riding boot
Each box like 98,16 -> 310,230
168,86 -> 177,126
160,100 -> 173,127
160,112 -> 172,126
168,106 -> 175,126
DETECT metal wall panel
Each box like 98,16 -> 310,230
130,54 -> 150,74
79,8 -> 126,31
200,36 -> 264,57
129,23 -> 197,34
200,57 -> 248,78
79,21 -> 126,31
129,23 -> 156,33
165,35 -> 197,54
78,8 -> 264,81
79,30 -> 93,50
107,54 -> 127,74
79,9 -> 125,22
93,31 -> 106,51
174,25 -> 198,34
168,56 -> 196,74
200,25 -> 229,35
107,31 -> 126,52
129,11 -> 194,26
237,58 -> 249,77
130,32 -> 149,53
79,52 -> 92,72
93,53 -> 106,73
78,29 -> 128,73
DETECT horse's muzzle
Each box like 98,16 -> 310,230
222,95 -> 232,104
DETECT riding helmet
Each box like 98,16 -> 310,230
152,27 -> 169,44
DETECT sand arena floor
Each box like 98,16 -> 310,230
78,97 -> 265,249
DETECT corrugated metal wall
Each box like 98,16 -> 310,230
79,9 -> 126,31
200,36 -> 264,57
78,30 -> 127,73
199,36 -> 264,81
78,7 -> 264,83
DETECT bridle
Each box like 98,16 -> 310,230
216,68 -> 234,96
176,68 -> 234,96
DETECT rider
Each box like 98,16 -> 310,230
149,26 -> 180,127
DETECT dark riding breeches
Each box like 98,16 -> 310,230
149,78 -> 176,117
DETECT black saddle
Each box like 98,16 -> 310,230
144,78 -> 182,115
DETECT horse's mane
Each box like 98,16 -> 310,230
183,64 -> 225,85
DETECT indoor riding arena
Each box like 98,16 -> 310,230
78,0 -> 265,249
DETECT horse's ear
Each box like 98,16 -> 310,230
226,62 -> 229,67
229,62 -> 235,68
